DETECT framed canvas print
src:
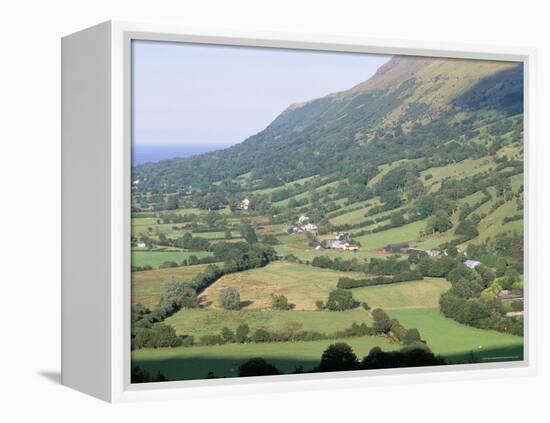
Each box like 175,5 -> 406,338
61,21 -> 537,402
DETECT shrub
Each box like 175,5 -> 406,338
235,323 -> 250,343
402,328 -> 421,344
250,328 -> 272,343
372,308 -> 392,334
271,293 -> 292,310
238,358 -> 280,377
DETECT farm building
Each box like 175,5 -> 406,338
238,198 -> 250,210
326,239 -> 359,251
136,241 -> 147,248
384,242 -> 410,252
298,215 -> 309,224
464,259 -> 481,269
407,247 -> 441,257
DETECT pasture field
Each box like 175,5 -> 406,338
352,278 -> 451,310
132,335 -> 399,381
132,250 -> 214,268
199,261 -> 366,310
389,308 -> 524,363
132,264 -> 212,308
165,309 -> 373,339
354,220 -> 426,250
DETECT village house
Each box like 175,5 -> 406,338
238,198 -> 250,210
407,247 -> 441,257
326,239 -> 359,251
136,241 -> 147,248
298,215 -> 309,224
464,259 -> 481,269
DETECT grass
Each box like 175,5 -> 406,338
132,265 -> 212,308
132,250 -> 214,268
132,335 -> 399,381
354,220 -> 426,250
420,157 -> 493,192
389,308 -> 523,363
352,278 -> 451,310
199,261 -> 365,310
468,198 -> 523,245
166,309 -> 373,339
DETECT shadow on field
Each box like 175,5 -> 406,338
133,356 -> 320,382
38,370 -> 62,384
443,344 -> 524,365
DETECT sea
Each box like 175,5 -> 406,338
132,144 -> 231,165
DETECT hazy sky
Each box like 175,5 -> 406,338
132,40 -> 390,146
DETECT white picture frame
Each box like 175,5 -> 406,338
61,20 -> 538,403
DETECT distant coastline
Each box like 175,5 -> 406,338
132,144 -> 231,165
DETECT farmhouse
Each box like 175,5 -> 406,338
326,239 -> 359,251
407,247 -> 441,257
238,198 -> 250,210
464,259 -> 481,269
384,242 -> 410,252
292,220 -> 319,234
303,223 -> 319,233
136,241 -> 147,248
298,215 -> 309,224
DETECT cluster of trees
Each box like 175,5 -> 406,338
337,270 -> 423,289
311,255 -> 414,276
197,320 -> 374,347
439,262 -> 523,335
316,289 -> 359,311
311,256 -> 367,272
234,342 -> 443,378
271,293 -> 293,310
131,365 -> 168,383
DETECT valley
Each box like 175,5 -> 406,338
130,55 -> 524,382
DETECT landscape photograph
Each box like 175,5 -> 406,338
130,40 -> 524,383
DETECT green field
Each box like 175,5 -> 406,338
352,278 -> 451,310
354,220 -> 426,250
166,308 -> 373,339
132,250 -> 214,268
389,308 -> 523,363
132,335 -> 399,381
132,264 -> 212,308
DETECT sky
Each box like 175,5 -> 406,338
132,40 -> 390,147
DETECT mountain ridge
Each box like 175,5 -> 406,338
133,55 -> 523,193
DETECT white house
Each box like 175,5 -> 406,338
326,239 -> 359,251
298,215 -> 309,224
136,241 -> 147,248
464,259 -> 481,269
303,223 -> 319,233
239,198 -> 250,210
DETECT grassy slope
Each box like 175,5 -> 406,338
199,261 -> 366,310
354,220 -> 426,250
132,250 -> 214,268
352,278 -> 451,310
132,265 -> 212,308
